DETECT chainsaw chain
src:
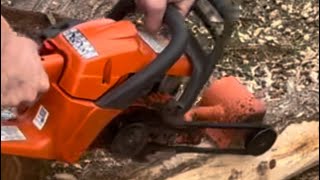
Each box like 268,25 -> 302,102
143,121 -> 277,156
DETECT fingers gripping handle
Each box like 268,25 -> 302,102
100,0 -> 237,114
97,1 -> 189,108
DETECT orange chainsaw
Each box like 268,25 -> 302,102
1,0 -> 277,163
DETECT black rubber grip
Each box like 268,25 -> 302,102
168,0 -> 237,114
208,0 -> 239,22
97,4 -> 189,108
106,0 -> 136,20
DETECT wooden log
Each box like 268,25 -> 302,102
124,90 -> 319,180
1,5 -> 70,41
2,121 -> 318,180
165,121 -> 319,180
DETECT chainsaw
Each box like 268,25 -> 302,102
1,0 -> 277,163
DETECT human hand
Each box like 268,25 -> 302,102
135,0 -> 195,33
1,28 -> 49,107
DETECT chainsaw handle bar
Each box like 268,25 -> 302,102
166,0 -> 236,114
97,0 -> 237,115
97,0 -> 189,108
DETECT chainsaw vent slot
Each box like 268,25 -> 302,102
103,60 -> 112,84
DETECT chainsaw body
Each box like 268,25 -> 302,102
3,18 -> 186,162
1,0 -> 277,163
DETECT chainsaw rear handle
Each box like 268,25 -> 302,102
96,1 -> 189,108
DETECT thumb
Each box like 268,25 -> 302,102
171,0 -> 195,16
138,0 -> 167,34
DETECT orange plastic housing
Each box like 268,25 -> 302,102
185,76 -> 267,148
1,19 -> 192,163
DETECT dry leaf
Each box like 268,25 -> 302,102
258,16 -> 266,23
303,2 -> 312,13
301,47 -> 317,60
309,71 -> 319,83
281,4 -> 288,11
286,78 -> 296,94
271,20 -> 282,28
269,10 -> 280,19
288,4 -> 294,14
265,36 -> 276,41
302,11 -> 309,18
238,32 -> 251,42
258,39 -> 266,45
54,173 -> 77,180
253,28 -> 264,37
264,27 -> 272,33
264,66 -> 273,87
275,0 -> 282,5
303,34 -> 310,41
307,17 -> 315,23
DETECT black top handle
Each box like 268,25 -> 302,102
96,0 -> 189,108
97,0 -> 237,116
174,0 -> 237,114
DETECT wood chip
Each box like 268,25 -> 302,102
54,173 -> 77,180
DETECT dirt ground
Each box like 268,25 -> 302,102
1,0 -> 319,179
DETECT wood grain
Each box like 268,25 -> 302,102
166,121 -> 319,180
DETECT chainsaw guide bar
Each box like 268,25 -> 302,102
107,106 -> 277,161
